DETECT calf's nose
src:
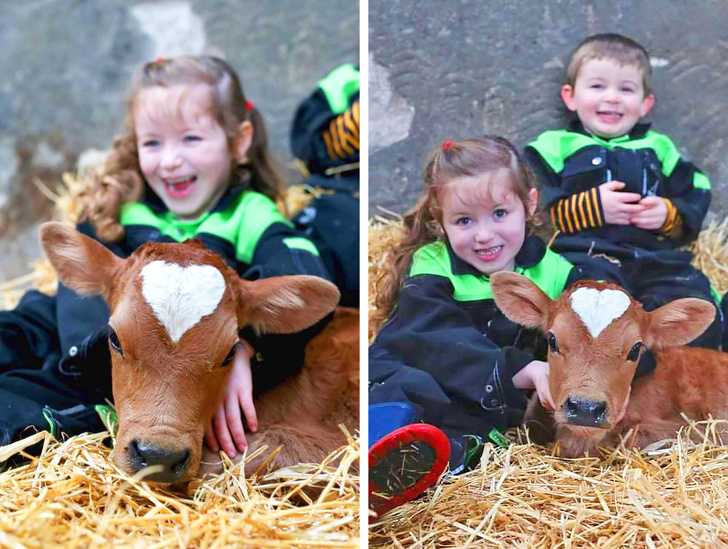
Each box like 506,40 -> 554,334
128,439 -> 191,482
563,396 -> 609,428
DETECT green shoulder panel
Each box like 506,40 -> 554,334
410,240 -> 573,303
282,236 -> 320,256
520,247 -> 573,300
318,63 -> 360,115
201,192 -> 293,264
693,171 -> 711,191
410,241 -> 493,301
121,193 -> 296,263
527,131 -> 599,174
120,202 -> 165,230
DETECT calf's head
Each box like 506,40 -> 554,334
40,222 -> 340,482
491,272 -> 715,436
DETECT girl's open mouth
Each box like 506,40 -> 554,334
163,176 -> 197,198
475,245 -> 503,262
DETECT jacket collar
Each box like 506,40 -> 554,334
446,235 -> 547,276
568,119 -> 652,141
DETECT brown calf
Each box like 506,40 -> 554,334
40,222 -> 359,482
491,271 -> 728,458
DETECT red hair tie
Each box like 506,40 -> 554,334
246,100 -> 254,111
155,57 -> 165,63
442,140 -> 452,150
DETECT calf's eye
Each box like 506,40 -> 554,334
109,330 -> 123,357
221,344 -> 238,367
547,332 -> 559,353
627,342 -> 642,361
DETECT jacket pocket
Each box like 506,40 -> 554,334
562,147 -> 608,194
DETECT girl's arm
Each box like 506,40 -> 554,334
0,290 -> 60,373
375,274 -> 535,414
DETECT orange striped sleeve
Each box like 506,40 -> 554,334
591,187 -> 603,226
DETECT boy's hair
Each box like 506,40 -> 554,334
82,55 -> 285,242
566,33 -> 653,96
373,136 -> 540,329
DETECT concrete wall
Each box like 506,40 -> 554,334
369,0 -> 728,223
0,0 -> 358,282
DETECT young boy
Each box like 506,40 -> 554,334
525,33 -> 723,351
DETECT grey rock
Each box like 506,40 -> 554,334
369,0 -> 728,221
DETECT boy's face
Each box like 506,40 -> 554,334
440,175 -> 538,276
561,58 -> 654,139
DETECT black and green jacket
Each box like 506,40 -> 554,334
370,236 -> 578,436
524,121 -> 711,251
290,63 -> 359,185
0,185 -> 332,397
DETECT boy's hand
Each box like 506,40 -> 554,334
599,181 -> 644,225
630,196 -> 668,231
512,360 -> 556,411
204,341 -> 258,457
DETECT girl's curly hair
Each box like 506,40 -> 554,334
81,55 -> 284,242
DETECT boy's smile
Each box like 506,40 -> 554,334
561,58 -> 654,139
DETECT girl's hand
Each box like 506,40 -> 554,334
631,196 -> 668,231
512,360 -> 556,411
599,181 -> 643,225
204,341 -> 258,457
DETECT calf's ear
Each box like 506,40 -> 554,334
40,222 -> 125,300
644,297 -> 716,349
490,271 -> 551,331
234,275 -> 340,334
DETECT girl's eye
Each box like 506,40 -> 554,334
621,87 -> 635,93
183,135 -> 201,143
221,344 -> 238,367
109,330 -> 123,357
455,217 -> 472,226
494,209 -> 507,219
142,139 -> 160,147
590,84 -> 604,90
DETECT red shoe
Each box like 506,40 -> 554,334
369,423 -> 450,518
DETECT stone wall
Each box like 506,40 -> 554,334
369,0 -> 728,224
0,0 -> 358,282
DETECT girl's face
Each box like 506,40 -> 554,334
134,84 -> 239,220
440,174 -> 538,276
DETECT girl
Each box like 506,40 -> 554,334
369,136 -> 606,516
0,56 -> 333,466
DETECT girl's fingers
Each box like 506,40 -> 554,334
205,421 -> 220,453
213,407 -> 236,458
240,394 -> 258,433
224,394 -> 247,454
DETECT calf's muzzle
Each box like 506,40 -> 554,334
128,439 -> 192,483
563,396 -> 609,428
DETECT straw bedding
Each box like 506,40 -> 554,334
368,211 -> 728,547
0,174 -> 360,548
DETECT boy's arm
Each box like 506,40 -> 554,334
291,64 -> 360,175
659,158 -> 711,242
524,145 -> 606,234
374,274 -> 532,413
